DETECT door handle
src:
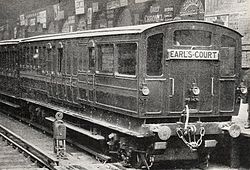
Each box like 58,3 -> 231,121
211,77 -> 214,96
170,78 -> 174,96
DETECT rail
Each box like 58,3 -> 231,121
0,124 -> 59,170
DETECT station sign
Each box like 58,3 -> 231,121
167,49 -> 219,60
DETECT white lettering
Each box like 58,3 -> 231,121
167,49 -> 219,60
150,6 -> 160,13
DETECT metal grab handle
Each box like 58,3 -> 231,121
184,105 -> 189,130
211,77 -> 214,96
170,78 -> 175,96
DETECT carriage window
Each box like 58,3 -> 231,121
10,49 -> 14,71
30,47 -> 34,70
37,47 -> 42,73
98,44 -> 114,73
8,49 -> 12,71
66,43 -> 71,75
20,47 -> 25,70
4,49 -> 8,69
174,30 -> 211,46
3,50 -> 6,70
52,47 -> 57,73
0,50 -> 2,71
47,48 -> 52,73
147,33 -> 163,76
26,47 -> 30,68
72,44 -> 78,75
0,51 -> 2,71
33,47 -> 39,69
58,48 -> 63,73
221,35 -> 236,47
89,47 -> 95,70
10,48 -> 14,70
78,45 -> 88,71
1,50 -> 3,69
220,35 -> 236,76
117,43 -> 137,75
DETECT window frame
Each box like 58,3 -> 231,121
146,33 -> 164,77
173,29 -> 212,47
46,43 -> 53,74
57,42 -> 64,74
96,43 -> 115,75
114,42 -> 138,78
220,34 -> 237,77
88,47 -> 96,72
77,43 -> 88,72
66,41 -> 72,75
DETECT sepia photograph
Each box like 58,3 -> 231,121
0,0 -> 249,169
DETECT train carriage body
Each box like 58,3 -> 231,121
0,39 -> 21,109
0,20 -> 244,167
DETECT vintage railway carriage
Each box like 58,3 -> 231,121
10,20 -> 244,167
0,39 -> 21,108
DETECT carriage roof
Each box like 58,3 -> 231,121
0,20 -> 242,44
0,39 -> 22,46
22,20 -> 242,43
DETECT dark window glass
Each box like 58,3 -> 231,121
26,47 -> 30,68
47,48 -> 52,73
221,35 -> 236,47
8,49 -> 11,71
4,50 -> 7,70
77,45 -> 83,71
117,43 -> 137,75
30,47 -> 34,69
89,48 -> 95,70
38,47 -> 42,71
11,49 -> 14,71
73,45 -> 78,75
98,44 -> 114,73
174,30 -> 211,46
58,48 -> 63,73
33,47 -> 38,69
66,43 -> 71,74
52,48 -> 57,73
78,44 -> 88,71
220,35 -> 236,76
21,47 -> 25,70
0,50 -> 2,71
147,33 -> 163,76
41,46 -> 46,73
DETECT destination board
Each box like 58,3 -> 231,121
167,49 -> 219,60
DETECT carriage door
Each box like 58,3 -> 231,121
56,42 -> 65,101
51,44 -> 58,99
87,40 -> 96,102
168,30 -> 216,114
72,42 -> 79,103
65,41 -> 73,102
219,35 -> 237,113
46,43 -> 53,98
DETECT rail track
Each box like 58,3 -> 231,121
0,109 -> 127,170
0,125 -> 57,170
